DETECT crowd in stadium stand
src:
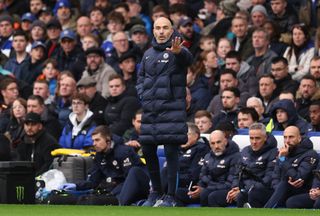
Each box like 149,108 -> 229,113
0,0 -> 320,208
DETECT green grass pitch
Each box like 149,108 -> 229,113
0,205 -> 319,216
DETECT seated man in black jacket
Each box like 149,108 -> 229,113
227,123 -> 278,208
264,126 -> 319,208
185,129 -> 240,207
162,122 -> 210,206
60,125 -> 150,206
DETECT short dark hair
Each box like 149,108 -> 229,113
194,110 -> 212,119
300,74 -> 317,85
92,125 -> 111,140
71,92 -> 90,104
114,3 -> 130,12
225,50 -> 241,62
13,30 -> 29,41
311,100 -> 320,106
28,95 -> 45,106
169,3 -> 187,15
133,108 -> 143,119
0,77 -> 17,91
108,73 -> 125,85
152,4 -> 168,16
107,11 -> 125,25
187,122 -> 200,138
259,74 -> 275,82
222,87 -> 240,98
239,107 -> 259,122
220,69 -> 237,79
271,56 -> 288,65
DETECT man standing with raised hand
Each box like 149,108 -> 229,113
137,17 -> 193,207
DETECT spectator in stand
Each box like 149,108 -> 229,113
45,19 -> 62,58
151,5 -> 169,23
118,51 -> 138,97
271,56 -> 299,97
125,0 -> 152,35
104,74 -> 140,136
309,100 -> 320,132
296,75 -> 320,121
194,110 -> 213,134
246,96 -> 270,125
269,0 -> 299,34
257,74 -> 278,114
177,16 -> 200,56
250,4 -> 268,28
231,16 -> 254,61
262,20 -> 288,56
0,15 -> 14,57
38,6 -> 54,24
187,65 -> 212,110
59,92 -> 96,150
237,107 -> 259,129
130,24 -> 150,54
212,87 -> 240,130
54,74 -> 76,126
76,16 -> 93,44
114,2 -> 144,32
0,77 -> 19,133
89,7 -> 107,42
216,38 -> 233,69
270,99 -> 312,135
33,80 -> 54,105
246,27 -> 278,78
310,56 -> 320,87
54,0 -> 77,31
82,34 -> 100,51
17,112 -> 60,176
81,47 -> 116,99
283,23 -> 315,82
225,50 -> 258,96
4,98 -> 27,159
20,12 -> 36,34
29,0 -> 45,17
207,69 -> 249,117
36,58 -> 59,97
106,31 -> 142,74
206,0 -> 239,43
29,20 -> 47,46
27,41 -> 47,85
168,3 -> 188,28
4,30 -> 30,82
56,29 -> 86,81
27,95 -> 61,140
77,76 -> 107,126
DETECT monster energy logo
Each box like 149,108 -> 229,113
16,186 -> 25,202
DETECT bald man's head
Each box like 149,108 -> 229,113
210,130 -> 228,156
153,17 -> 174,44
284,126 -> 301,149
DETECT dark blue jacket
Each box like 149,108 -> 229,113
271,137 -> 319,189
136,30 -> 193,145
232,134 -> 278,190
189,74 -> 212,110
270,99 -> 312,135
312,163 -> 320,188
76,138 -> 143,190
199,140 -> 240,190
175,141 -> 210,187
4,54 -> 31,81
59,115 -> 96,149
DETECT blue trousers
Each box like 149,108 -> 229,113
286,193 -> 320,209
264,181 -> 310,208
